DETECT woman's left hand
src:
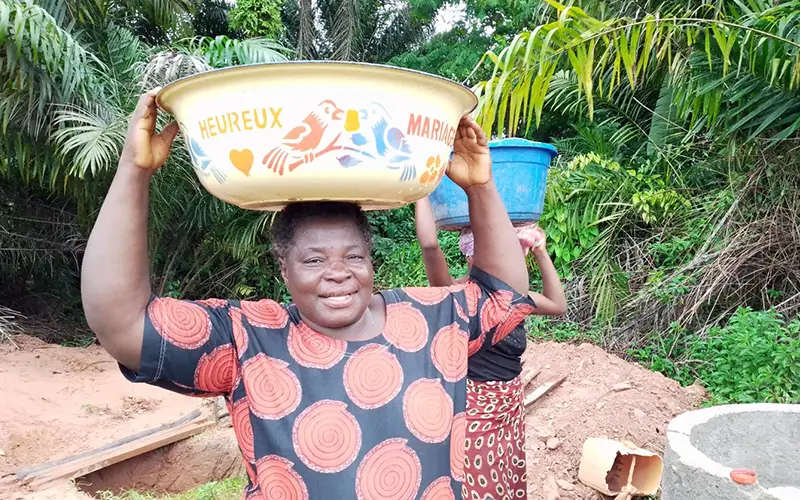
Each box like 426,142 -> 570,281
447,116 -> 492,190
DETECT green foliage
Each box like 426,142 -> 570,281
228,0 -> 283,39
630,308 -> 800,405
474,0 -> 800,145
539,150 -> 690,320
369,205 -> 467,289
192,0 -> 236,38
282,0 -> 445,62
526,316 -> 606,345
178,35 -> 291,67
98,477 -> 247,500
0,0 -> 296,324
388,26 -> 494,84
532,308 -> 800,406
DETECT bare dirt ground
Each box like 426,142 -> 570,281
0,335 -> 206,499
78,426 -> 244,496
0,334 -> 705,499
522,341 -> 707,499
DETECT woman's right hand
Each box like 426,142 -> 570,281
119,88 -> 179,171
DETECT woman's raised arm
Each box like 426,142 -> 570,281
445,117 -> 529,294
81,89 -> 179,372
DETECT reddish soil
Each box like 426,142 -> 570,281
78,426 -> 244,496
0,334 -> 705,499
522,341 -> 707,498
0,335 -> 205,498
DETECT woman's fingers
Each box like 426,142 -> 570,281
159,121 -> 180,146
134,91 -> 161,134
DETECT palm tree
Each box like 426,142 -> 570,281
283,0 -> 446,62
475,0 -> 800,145
471,0 -> 800,322
1,0 -> 290,309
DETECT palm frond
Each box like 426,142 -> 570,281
51,102 -> 127,178
141,50 -> 213,86
0,304 -> 22,345
94,23 -> 147,84
192,0 -> 233,37
142,35 -> 292,86
180,35 -> 292,67
329,0 -> 361,61
120,0 -> 194,43
297,0 -> 317,59
475,0 -> 800,144
0,0 -> 96,120
675,52 -> 800,144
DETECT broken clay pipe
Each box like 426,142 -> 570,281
577,438 -> 663,496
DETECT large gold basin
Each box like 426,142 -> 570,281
157,62 -> 478,210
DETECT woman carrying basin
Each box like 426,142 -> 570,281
415,194 -> 566,498
81,88 -> 536,500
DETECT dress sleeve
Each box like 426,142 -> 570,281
118,296 -> 241,398
450,266 -> 537,356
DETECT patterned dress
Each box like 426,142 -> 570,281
121,267 -> 535,500
464,317 -> 530,500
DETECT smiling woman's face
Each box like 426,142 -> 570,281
280,218 -> 374,330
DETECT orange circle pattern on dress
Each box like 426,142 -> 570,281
467,333 -> 484,358
403,378 -> 453,443
403,287 -> 450,305
384,302 -> 428,352
241,299 -> 289,329
231,397 -> 255,462
430,324 -> 468,382
343,344 -> 404,410
454,300 -> 469,324
242,353 -> 302,420
148,297 -> 211,350
479,290 -> 513,334
230,306 -> 249,356
450,412 -> 466,482
256,455 -> 309,500
355,438 -> 422,500
464,282 -> 481,316
493,303 -> 536,344
196,298 -> 228,308
193,344 -> 236,393
420,476 -> 455,500
287,323 -> 346,369
292,400 -> 362,473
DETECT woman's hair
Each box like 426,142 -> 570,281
270,202 -> 374,259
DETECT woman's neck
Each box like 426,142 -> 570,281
299,294 -> 386,341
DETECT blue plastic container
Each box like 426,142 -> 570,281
428,138 -> 558,231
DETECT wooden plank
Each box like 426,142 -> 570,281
16,409 -> 202,481
21,414 -> 213,488
521,368 -> 540,388
30,419 -> 214,488
523,376 -> 567,408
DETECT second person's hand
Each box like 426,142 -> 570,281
119,88 -> 180,172
517,225 -> 547,255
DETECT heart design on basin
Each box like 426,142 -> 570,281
229,149 -> 254,176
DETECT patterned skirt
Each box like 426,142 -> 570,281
463,376 -> 527,500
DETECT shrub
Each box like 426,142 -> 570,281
629,308 -> 800,405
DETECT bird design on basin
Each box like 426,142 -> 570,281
262,100 -> 361,176
180,122 -> 227,184
337,102 -> 416,182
